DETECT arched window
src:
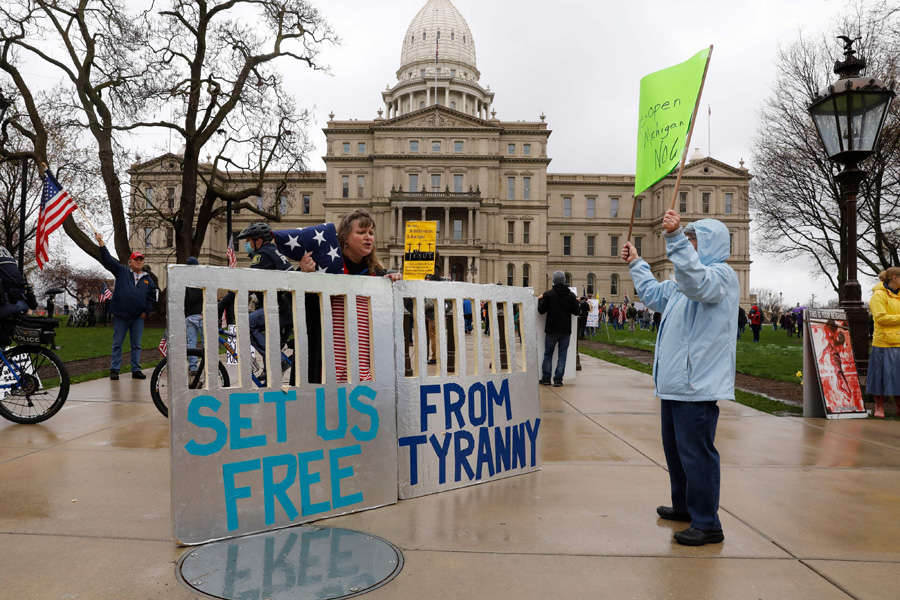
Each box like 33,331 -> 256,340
565,272 -> 572,286
507,263 -> 515,286
587,273 -> 595,296
610,274 -> 619,296
522,264 -> 530,288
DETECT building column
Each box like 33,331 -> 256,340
444,207 -> 450,241
427,87 -> 431,106
468,208 -> 473,242
420,206 -> 426,221
394,207 -> 400,241
443,254 -> 449,278
444,86 -> 449,106
473,209 -> 479,240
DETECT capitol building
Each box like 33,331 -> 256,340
130,0 -> 752,305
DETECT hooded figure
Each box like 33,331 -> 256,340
624,217 -> 739,547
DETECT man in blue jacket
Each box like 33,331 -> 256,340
94,232 -> 157,380
621,210 -> 738,546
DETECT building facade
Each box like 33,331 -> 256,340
129,0 -> 752,305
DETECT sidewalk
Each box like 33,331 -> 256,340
1,354 -> 898,599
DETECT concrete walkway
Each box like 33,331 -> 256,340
1,354 -> 898,599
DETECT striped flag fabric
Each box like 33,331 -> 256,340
226,235 -> 237,268
158,336 -> 168,357
99,283 -> 112,303
36,171 -> 78,269
331,295 -> 373,383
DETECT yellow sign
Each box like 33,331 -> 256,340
403,221 -> 437,280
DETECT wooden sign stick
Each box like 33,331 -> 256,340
626,195 -> 638,242
667,44 -> 713,212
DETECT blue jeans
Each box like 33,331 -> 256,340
660,399 -> 721,530
111,315 -> 144,372
542,332 -> 570,383
185,314 -> 203,372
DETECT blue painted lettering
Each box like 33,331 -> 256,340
185,395 -> 227,456
398,435 -> 427,485
419,384 -> 440,431
467,382 -> 487,426
262,454 -> 299,525
349,386 -> 379,442
297,449 -> 330,516
329,444 -> 364,509
316,387 -> 347,441
230,393 -> 267,450
453,430 -> 475,481
444,383 -> 466,429
264,390 -> 297,444
223,458 -> 261,531
487,379 -> 512,426
429,433 -> 452,484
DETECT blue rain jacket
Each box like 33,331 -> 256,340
628,219 -> 739,401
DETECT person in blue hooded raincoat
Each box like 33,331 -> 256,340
621,209 -> 738,547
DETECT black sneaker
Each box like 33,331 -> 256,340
109,370 -> 119,380
656,506 -> 691,522
552,381 -> 563,387
674,527 -> 724,546
538,378 -> 551,386
131,371 -> 146,380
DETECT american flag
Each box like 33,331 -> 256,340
272,223 -> 344,274
158,336 -> 168,357
226,235 -> 237,268
331,295 -> 373,383
36,171 -> 78,269
99,283 -> 112,303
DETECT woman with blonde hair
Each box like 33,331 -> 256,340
868,266 -> 900,418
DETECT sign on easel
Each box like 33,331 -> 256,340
802,308 -> 867,419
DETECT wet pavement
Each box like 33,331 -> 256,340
1,354 -> 898,599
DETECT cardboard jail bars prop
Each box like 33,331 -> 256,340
393,280 -> 542,499
166,265 -> 398,545
628,46 -> 713,242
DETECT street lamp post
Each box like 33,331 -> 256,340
807,36 -> 895,376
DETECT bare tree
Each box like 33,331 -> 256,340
751,4 -> 900,293
750,287 -> 785,313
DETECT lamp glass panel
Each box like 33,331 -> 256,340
859,93 -> 892,152
811,98 -> 842,157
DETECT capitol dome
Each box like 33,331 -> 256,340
399,0 -> 478,79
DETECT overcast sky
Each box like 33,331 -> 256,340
41,0 -> 882,305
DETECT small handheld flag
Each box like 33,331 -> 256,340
36,171 -> 79,269
272,223 -> 344,274
99,283 -> 112,303
226,235 -> 237,268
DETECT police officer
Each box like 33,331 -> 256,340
234,223 -> 292,362
0,246 -> 37,321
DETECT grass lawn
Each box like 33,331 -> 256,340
586,323 -> 804,384
51,317 -> 166,363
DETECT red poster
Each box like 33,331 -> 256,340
807,313 -> 865,415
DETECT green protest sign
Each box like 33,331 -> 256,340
634,47 -> 711,196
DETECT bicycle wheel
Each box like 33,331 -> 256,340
150,349 -> 230,418
0,345 -> 70,424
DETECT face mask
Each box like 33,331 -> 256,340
244,241 -> 253,256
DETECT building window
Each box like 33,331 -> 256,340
610,235 -> 619,257
635,197 -> 643,218
280,194 -> 289,215
256,194 -> 264,210
450,101 -> 456,109
453,219 -> 463,240
358,142 -> 366,154
507,221 -> 515,243
166,228 -> 174,248
341,176 -> 349,198
409,173 -> 419,192
730,232 -> 734,255
563,197 -> 572,217
680,191 -> 688,213
702,192 -> 711,213
587,235 -> 595,256
303,194 -> 311,214
563,235 -> 571,256
507,144 -> 515,155
357,176 -> 365,198
507,264 -> 515,286
342,142 -> 350,154
453,174 -> 463,193
454,140 -> 464,153
450,67 -> 456,75
523,221 -> 530,244
523,144 -> 531,155
432,140 -> 441,152
507,177 -> 515,200
725,192 -> 733,214
610,197 -> 619,218
565,272 -> 572,286
611,274 -> 619,296
587,273 -> 595,296
586,197 -> 596,218
522,264 -> 530,288
145,187 -> 155,208
523,177 -> 531,200
144,227 -> 153,248
166,187 -> 175,210
431,174 -> 441,192
419,100 -> 425,108
634,236 -> 642,256
410,140 -> 419,153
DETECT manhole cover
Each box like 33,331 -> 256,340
177,526 -> 403,600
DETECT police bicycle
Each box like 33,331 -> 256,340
149,326 -> 296,417
0,314 -> 70,424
